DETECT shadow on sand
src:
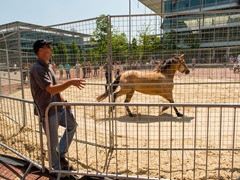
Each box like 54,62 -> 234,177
98,113 -> 194,124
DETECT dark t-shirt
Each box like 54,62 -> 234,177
29,59 -> 63,118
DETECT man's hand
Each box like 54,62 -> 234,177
70,78 -> 86,90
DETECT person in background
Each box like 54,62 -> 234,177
82,61 -> 87,78
64,62 -> 71,79
192,57 -> 197,70
13,63 -> 17,75
93,62 -> 99,77
29,39 -> 85,170
22,63 -> 29,84
75,61 -> 81,78
86,61 -> 92,78
100,62 -> 114,92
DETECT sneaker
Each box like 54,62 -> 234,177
60,157 -> 74,170
56,151 -> 74,170
60,157 -> 68,167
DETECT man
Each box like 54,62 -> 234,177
64,62 -> 71,79
22,63 -> 29,84
82,61 -> 87,78
75,61 -> 81,78
58,62 -> 64,80
101,62 -> 114,92
30,39 -> 85,170
192,57 -> 197,70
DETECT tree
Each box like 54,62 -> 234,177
69,41 -> 79,64
163,30 -> 178,50
131,37 -> 139,60
79,46 -> 85,62
91,14 -> 110,56
58,41 -> 68,63
138,25 -> 162,60
184,33 -> 200,49
111,32 -> 128,61
52,45 -> 59,62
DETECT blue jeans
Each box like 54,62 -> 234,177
43,108 -> 77,169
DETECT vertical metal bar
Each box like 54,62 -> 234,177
17,29 -> 23,96
0,70 -> 2,93
147,106 -> 150,179
205,107 -> 210,179
83,105 -> 88,171
0,31 -> 10,94
28,103 -> 34,158
193,105 -> 197,180
17,29 -> 27,126
73,105 -> 79,171
110,105 -> 114,149
218,107 -> 223,179
94,105 -> 98,171
5,98 -> 11,147
39,118 -> 45,172
102,105 -> 110,174
114,105 -> 118,176
8,99 -> 14,140
136,106 -> 139,179
104,105 -> 107,150
44,107 -> 52,171
107,15 -> 113,103
170,107 -> 173,179
158,106 -> 161,179
125,110 -> 129,178
18,100 -> 23,150
231,107 -> 236,180
26,103 -> 31,156
111,104 -> 115,149
182,106 -> 185,180
63,106 -> 70,167
103,105 -> 111,174
25,52 -> 30,86
129,0 -> 132,52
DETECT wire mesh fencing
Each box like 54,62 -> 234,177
0,11 -> 240,179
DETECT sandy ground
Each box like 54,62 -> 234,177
0,67 -> 240,179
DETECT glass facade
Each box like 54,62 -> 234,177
164,0 -> 237,12
0,22 -> 85,66
163,0 -> 240,48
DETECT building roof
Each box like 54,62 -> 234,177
139,0 -> 164,14
139,0 -> 240,15
0,21 -> 91,38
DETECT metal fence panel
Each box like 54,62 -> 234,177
0,95 -> 45,172
43,102 -> 240,180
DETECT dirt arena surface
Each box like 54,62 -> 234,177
0,67 -> 240,180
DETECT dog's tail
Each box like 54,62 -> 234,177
96,75 -> 121,102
